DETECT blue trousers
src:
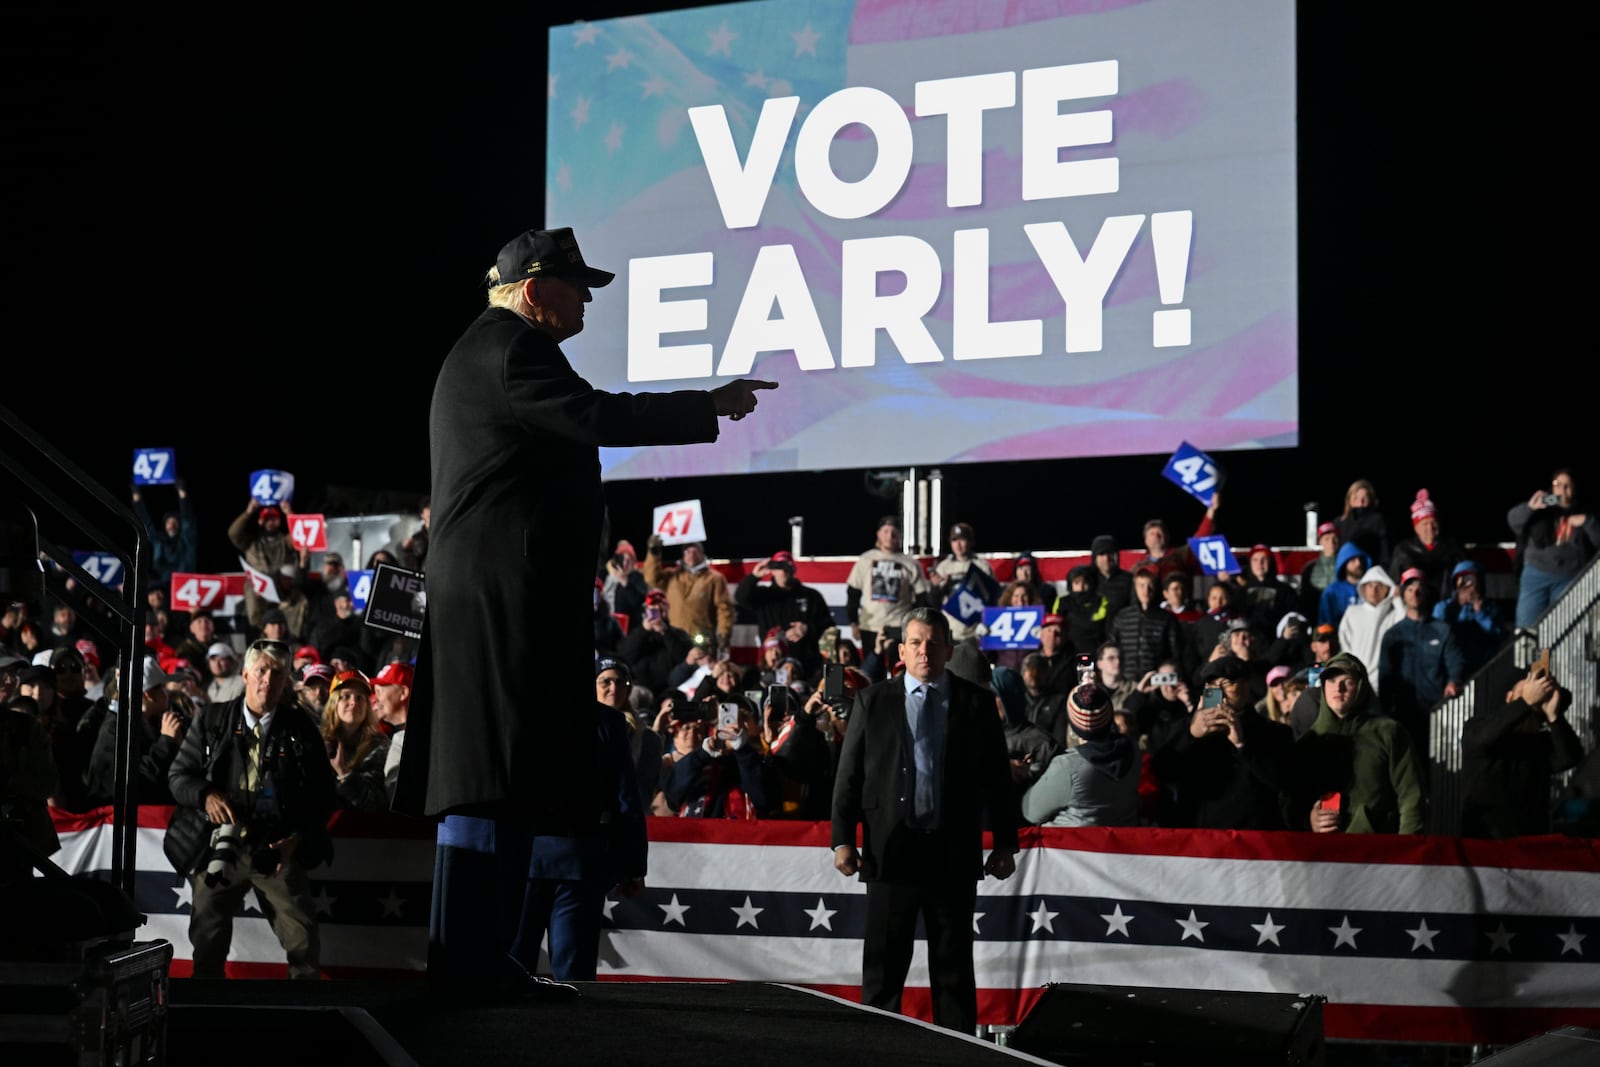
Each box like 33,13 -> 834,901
429,815 -> 535,985
510,877 -> 607,981
1516,565 -> 1574,630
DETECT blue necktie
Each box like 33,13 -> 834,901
910,684 -> 936,825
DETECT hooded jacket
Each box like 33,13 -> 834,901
1056,565 -> 1111,656
1337,565 -> 1404,689
1317,541 -> 1371,629
1292,652 -> 1425,834
1239,550 -> 1298,636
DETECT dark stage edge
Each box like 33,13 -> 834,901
167,979 -> 1052,1067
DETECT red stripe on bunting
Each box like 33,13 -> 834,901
1022,825 -> 1600,873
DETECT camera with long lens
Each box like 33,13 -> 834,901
202,824 -> 247,889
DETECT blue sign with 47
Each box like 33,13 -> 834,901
1162,441 -> 1222,505
979,606 -> 1044,651
1187,535 -> 1240,575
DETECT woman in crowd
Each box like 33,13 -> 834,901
1508,469 -> 1598,629
1335,478 -> 1391,571
322,670 -> 391,812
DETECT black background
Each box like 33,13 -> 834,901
4,4 -> 1580,572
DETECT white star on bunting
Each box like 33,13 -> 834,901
603,122 -> 625,155
571,97 -> 591,128
602,896 -> 619,921
1557,924 -> 1586,957
1028,901 -> 1058,934
310,887 -> 336,917
1176,909 -> 1209,943
171,880 -> 193,910
1406,918 -> 1439,952
1486,922 -> 1515,954
379,889 -> 405,918
731,896 -> 764,930
1251,912 -> 1285,947
972,912 -> 984,934
641,75 -> 668,99
803,898 -> 836,931
791,23 -> 822,57
659,893 -> 690,927
1329,915 -> 1362,950
1101,904 -> 1133,938
744,70 -> 770,89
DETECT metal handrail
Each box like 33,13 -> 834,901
1,402 -> 149,896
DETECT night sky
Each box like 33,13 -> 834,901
5,4 -> 1580,573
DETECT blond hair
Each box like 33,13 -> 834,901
485,271 -> 530,314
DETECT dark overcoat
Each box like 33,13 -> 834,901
394,306 -> 716,821
830,672 -> 1019,884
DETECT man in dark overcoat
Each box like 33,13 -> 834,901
830,607 -> 1019,1034
395,226 -> 775,997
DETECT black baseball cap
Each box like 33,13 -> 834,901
493,227 -> 615,289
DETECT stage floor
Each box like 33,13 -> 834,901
168,979 -> 1050,1066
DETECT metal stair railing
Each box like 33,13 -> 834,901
1,402 -> 149,896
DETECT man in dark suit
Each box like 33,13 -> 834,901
396,226 -> 776,999
831,607 -> 1020,1034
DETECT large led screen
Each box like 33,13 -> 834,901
546,0 -> 1297,480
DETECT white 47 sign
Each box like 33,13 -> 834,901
652,499 -> 707,547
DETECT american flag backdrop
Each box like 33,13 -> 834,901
545,0 -> 1300,480
49,807 -> 1600,1045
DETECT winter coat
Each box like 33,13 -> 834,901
1461,696 -> 1585,838
395,307 -> 718,821
1334,506 -> 1390,571
1109,598 -> 1179,682
1317,542 -> 1371,629
1290,652 -> 1426,834
642,551 -> 735,650
1337,565 -> 1403,688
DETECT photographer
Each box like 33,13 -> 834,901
166,639 -> 335,979
661,694 -> 770,818
617,589 -> 694,698
1508,470 -> 1598,629
1460,656 -> 1585,838
762,682 -> 834,819
84,657 -> 186,807
1148,656 -> 1294,830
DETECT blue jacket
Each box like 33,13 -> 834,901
1378,616 -> 1464,718
528,704 -> 647,884
1317,542 -> 1371,628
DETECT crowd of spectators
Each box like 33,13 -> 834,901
4,471 -> 1599,868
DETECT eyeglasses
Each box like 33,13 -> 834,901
248,639 -> 292,660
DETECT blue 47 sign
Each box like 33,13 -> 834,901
1162,441 -> 1221,505
71,551 -> 125,589
132,447 -> 177,486
1188,535 -> 1240,575
979,606 -> 1044,651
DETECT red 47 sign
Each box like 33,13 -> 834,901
170,573 -> 246,612
651,499 -> 706,547
289,513 -> 327,552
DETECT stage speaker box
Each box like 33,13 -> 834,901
1008,982 -> 1326,1066
1476,1025 -> 1600,1065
